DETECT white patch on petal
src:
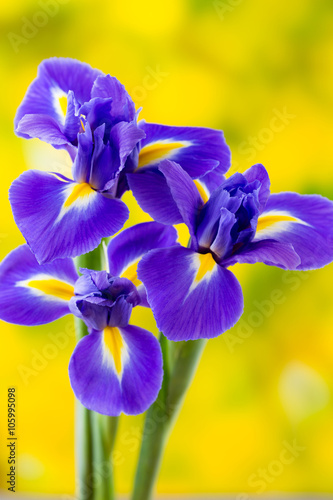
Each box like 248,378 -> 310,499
138,139 -> 192,169
254,210 -> 311,241
52,87 -> 67,125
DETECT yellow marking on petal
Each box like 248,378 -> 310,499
64,183 -> 94,208
121,261 -> 141,287
59,96 -> 68,116
195,252 -> 216,282
104,326 -> 124,374
28,279 -> 74,300
256,214 -> 299,232
138,142 -> 185,168
194,180 -> 209,204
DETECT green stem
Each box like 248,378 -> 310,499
75,320 -> 94,499
75,243 -> 118,500
131,335 -> 206,500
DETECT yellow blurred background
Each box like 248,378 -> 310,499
1,0 -> 333,495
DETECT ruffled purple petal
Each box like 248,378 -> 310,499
9,170 -> 129,263
137,246 -> 244,341
91,75 -> 136,123
68,325 -> 163,416
79,97 -> 113,137
0,245 -> 77,325
243,163 -> 270,212
254,192 -> 333,270
138,122 -> 231,179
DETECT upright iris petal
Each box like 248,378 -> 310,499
138,160 -> 333,341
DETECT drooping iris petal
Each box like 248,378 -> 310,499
91,74 -> 136,123
68,325 -> 163,416
9,170 -> 129,264
243,163 -> 270,212
158,160 -> 204,242
223,240 -> 301,270
138,246 -> 244,341
126,169 -> 183,225
0,245 -> 77,325
16,114 -> 71,147
254,192 -> 333,270
107,221 -> 178,281
15,57 -> 103,142
137,122 -> 230,179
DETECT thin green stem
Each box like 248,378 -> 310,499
75,316 -> 94,500
131,335 -> 206,500
90,411 -> 119,500
74,243 -> 118,500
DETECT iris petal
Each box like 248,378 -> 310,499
15,57 -> 103,145
138,122 -> 231,178
68,325 -> 163,416
9,170 -> 129,263
0,245 -> 77,325
138,246 -> 244,341
253,192 -> 333,270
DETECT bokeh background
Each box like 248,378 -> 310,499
1,0 -> 333,496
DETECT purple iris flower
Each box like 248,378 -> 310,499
0,222 -> 178,415
11,57 -> 230,264
137,160 -> 333,341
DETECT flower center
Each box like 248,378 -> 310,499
195,252 -> 216,282
64,183 -> 95,208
